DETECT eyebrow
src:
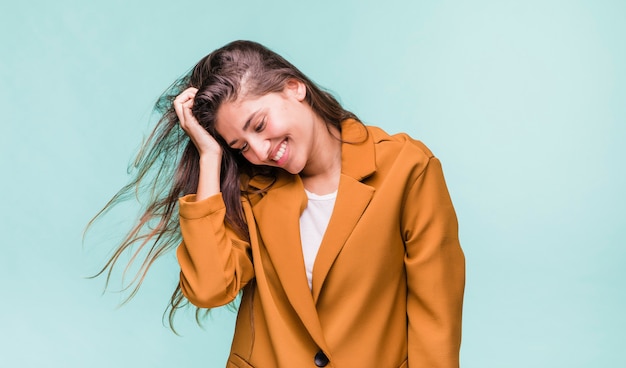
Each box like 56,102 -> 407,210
227,110 -> 260,147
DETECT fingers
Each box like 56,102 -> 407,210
174,88 -> 197,109
175,87 -> 198,102
172,88 -> 221,156
182,99 -> 196,127
174,87 -> 200,131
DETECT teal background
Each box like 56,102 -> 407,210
1,0 -> 624,367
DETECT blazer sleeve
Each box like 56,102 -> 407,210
402,156 -> 465,367
176,193 -> 255,308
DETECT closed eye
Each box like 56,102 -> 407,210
254,118 -> 266,133
238,142 -> 249,154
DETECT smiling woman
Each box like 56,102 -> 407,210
213,79 -> 343,193
89,40 -> 465,368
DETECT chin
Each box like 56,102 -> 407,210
284,167 -> 301,175
283,161 -> 305,175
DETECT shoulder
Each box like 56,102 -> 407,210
340,119 -> 438,182
366,125 -> 434,167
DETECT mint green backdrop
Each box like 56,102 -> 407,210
1,1 -> 624,367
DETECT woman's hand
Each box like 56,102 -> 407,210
174,87 -> 222,199
174,87 -> 222,158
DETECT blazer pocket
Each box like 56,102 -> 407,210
226,353 -> 255,368
396,359 -> 408,368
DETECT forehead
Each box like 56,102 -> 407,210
214,92 -> 282,139
216,94 -> 257,122
214,96 -> 261,136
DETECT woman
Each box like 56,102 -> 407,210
93,40 -> 465,367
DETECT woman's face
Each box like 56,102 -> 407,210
214,80 -> 320,175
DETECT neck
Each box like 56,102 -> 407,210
300,123 -> 342,195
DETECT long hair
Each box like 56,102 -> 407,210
86,40 -> 358,330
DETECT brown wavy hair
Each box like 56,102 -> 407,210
86,40 -> 358,330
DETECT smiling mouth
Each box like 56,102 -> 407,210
272,140 -> 287,162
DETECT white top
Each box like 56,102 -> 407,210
299,189 -> 337,290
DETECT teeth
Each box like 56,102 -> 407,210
272,141 -> 287,161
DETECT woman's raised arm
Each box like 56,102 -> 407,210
174,87 -> 223,201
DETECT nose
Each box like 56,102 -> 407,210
246,137 -> 270,162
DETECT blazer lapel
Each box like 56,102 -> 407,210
311,175 -> 374,302
312,119 -> 377,303
250,172 -> 328,349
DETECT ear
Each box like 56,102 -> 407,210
284,78 -> 306,102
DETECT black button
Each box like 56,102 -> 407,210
314,350 -> 329,367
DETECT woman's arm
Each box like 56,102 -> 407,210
173,88 -> 255,308
173,87 -> 222,200
177,194 -> 255,308
402,156 -> 466,368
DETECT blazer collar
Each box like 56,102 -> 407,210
338,118 -> 376,181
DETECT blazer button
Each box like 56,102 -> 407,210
314,350 -> 329,367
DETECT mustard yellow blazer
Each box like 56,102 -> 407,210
177,119 -> 465,367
